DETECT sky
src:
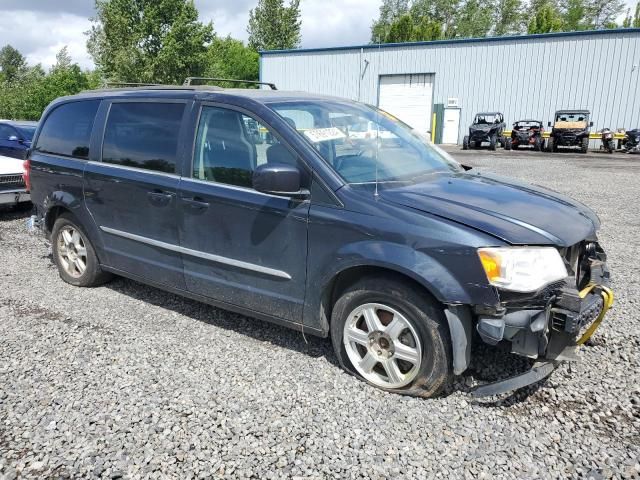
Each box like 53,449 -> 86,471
0,0 -> 381,69
0,1 -> 635,70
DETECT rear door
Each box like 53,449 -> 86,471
83,99 -> 190,289
177,102 -> 310,323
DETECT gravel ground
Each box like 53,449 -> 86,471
1,149 -> 639,479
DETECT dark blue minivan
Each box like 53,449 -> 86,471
26,85 -> 612,397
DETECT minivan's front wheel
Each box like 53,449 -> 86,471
51,214 -> 112,287
330,277 -> 452,398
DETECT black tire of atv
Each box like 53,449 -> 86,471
534,137 -> 542,151
489,135 -> 497,151
547,137 -> 555,153
581,137 -> 589,154
330,276 -> 452,398
504,137 -> 512,150
51,213 -> 113,287
462,135 -> 469,150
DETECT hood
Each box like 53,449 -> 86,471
470,124 -> 495,132
379,171 -> 598,247
0,155 -> 24,175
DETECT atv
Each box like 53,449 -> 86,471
463,112 -> 506,151
623,129 -> 640,153
546,110 -> 593,154
505,120 -> 545,151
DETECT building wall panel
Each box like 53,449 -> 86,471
261,31 -> 640,143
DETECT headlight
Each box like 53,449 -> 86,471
477,247 -> 568,293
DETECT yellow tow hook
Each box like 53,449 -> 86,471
576,284 -> 614,345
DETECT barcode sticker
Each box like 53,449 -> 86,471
303,127 -> 346,143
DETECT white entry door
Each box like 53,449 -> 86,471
378,74 -> 434,136
442,108 -> 461,144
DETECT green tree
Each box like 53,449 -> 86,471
634,2 -> 640,27
247,0 -> 301,51
586,0 -> 625,28
410,0 -> 459,36
528,1 -> 563,33
562,0 -> 589,30
454,0 -> 494,38
87,0 -> 214,84
413,15 -> 444,40
494,0 -> 524,35
205,36 -> 259,84
386,14 -> 415,42
0,45 -> 27,82
371,0 -> 410,42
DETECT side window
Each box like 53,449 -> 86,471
35,101 -> 99,159
102,102 -> 185,174
193,106 -> 303,189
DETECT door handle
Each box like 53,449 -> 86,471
181,197 -> 210,210
147,190 -> 174,206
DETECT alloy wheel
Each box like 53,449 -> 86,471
343,303 -> 422,389
57,226 -> 88,278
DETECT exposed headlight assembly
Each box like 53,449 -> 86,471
478,247 -> 568,293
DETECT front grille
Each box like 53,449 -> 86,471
0,174 -> 25,190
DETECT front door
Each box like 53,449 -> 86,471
84,100 -> 189,289
178,104 -> 310,323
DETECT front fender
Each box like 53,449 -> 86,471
327,240 -> 477,304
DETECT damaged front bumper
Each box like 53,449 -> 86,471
467,242 -> 613,397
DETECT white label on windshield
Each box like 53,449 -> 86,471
303,127 -> 346,143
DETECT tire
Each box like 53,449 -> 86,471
581,137 -> 589,154
504,137 -> 512,150
462,135 -> 469,150
546,137 -> 555,153
51,213 -> 112,287
330,276 -> 452,398
534,137 -> 542,151
489,135 -> 497,151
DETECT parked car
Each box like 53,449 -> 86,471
0,154 -> 30,208
547,110 -> 592,153
505,120 -> 545,151
0,120 -> 37,159
27,85 -> 612,398
463,112 -> 506,151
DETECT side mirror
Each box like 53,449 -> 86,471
253,163 -> 309,199
547,121 -> 552,127
8,135 -> 18,142
589,121 -> 594,127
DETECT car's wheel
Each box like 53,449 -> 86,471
462,135 -> 469,150
581,137 -> 589,154
51,213 -> 112,287
330,277 -> 452,398
504,137 -> 512,150
489,135 -> 497,150
534,137 -> 542,151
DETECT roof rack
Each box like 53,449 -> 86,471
103,82 -> 163,88
183,77 -> 277,90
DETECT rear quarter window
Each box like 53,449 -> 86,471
35,100 -> 100,159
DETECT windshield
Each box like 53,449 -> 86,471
16,125 -> 36,141
555,112 -> 587,122
474,114 -> 499,124
268,100 -> 462,184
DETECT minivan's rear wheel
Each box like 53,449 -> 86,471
51,214 -> 112,287
330,277 -> 452,397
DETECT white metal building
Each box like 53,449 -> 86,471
259,29 -> 640,144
